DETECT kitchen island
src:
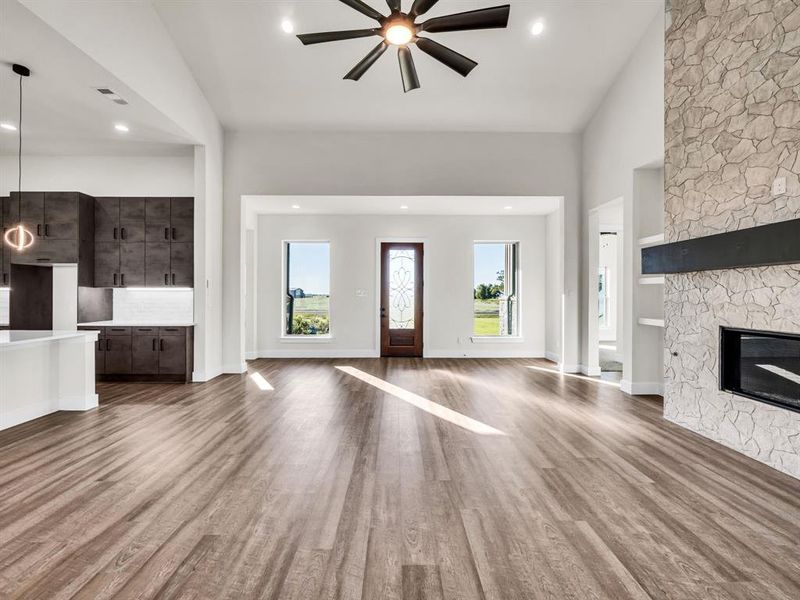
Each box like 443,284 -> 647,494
0,330 -> 99,431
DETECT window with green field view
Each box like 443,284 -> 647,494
473,242 -> 518,336
285,242 -> 330,336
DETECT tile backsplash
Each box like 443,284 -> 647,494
0,288 -> 8,324
112,288 -> 194,323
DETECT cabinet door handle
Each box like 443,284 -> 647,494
37,224 -> 41,237
113,273 -> 118,286
121,273 -> 125,287
152,338 -> 156,351
164,227 -> 169,240
172,227 -> 176,240
44,224 -> 49,237
121,227 -> 126,240
113,227 -> 118,240
160,339 -> 164,352
164,273 -> 169,286
172,273 -> 176,285
106,339 -> 111,351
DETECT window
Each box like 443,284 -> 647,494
473,242 -> 518,336
284,242 -> 330,336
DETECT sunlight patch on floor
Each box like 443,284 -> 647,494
335,366 -> 506,436
249,372 -> 274,391
526,365 -> 621,387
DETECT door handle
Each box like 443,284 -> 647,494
164,227 -> 169,240
113,273 -> 118,286
113,227 -> 118,240
37,224 -> 41,237
380,307 -> 386,318
164,273 -> 169,286
121,227 -> 126,240
106,339 -> 111,351
44,224 -> 49,237
160,339 -> 164,352
172,227 -> 176,240
152,338 -> 156,351
121,273 -> 125,287
172,273 -> 176,285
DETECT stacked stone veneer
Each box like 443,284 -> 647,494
664,0 -> 800,478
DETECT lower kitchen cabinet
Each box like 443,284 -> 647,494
79,325 -> 193,382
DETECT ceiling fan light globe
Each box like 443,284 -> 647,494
385,24 -> 413,45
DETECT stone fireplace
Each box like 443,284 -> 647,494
664,0 -> 800,478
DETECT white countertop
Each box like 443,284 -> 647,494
0,330 -> 98,348
78,321 -> 196,327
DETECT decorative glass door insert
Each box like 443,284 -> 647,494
389,249 -> 415,329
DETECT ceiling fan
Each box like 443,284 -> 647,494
297,0 -> 511,92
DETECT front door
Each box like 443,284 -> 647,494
380,242 -> 423,357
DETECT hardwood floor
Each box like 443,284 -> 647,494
1,358 -> 798,599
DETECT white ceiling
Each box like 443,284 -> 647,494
154,0 -> 663,133
0,0 -> 194,155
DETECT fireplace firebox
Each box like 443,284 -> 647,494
720,327 -> 800,413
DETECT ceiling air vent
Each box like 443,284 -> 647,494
95,87 -> 128,105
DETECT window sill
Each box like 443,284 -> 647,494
280,335 -> 333,343
470,336 -> 524,344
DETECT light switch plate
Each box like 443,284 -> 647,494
772,177 -> 787,195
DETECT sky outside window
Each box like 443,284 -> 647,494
288,242 -> 330,295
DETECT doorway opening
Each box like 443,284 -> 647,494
380,242 -> 423,357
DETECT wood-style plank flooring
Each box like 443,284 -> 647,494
1,358 -> 799,599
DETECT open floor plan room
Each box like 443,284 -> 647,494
1,0 -> 799,598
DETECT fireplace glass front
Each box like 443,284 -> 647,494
720,327 -> 800,412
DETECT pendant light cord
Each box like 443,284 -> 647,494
18,73 -> 23,193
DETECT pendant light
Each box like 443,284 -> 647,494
3,64 -> 35,252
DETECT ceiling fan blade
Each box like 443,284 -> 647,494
338,0 -> 385,21
415,37 -> 477,77
386,0 -> 402,11
409,0 -> 440,18
297,28 -> 381,45
345,41 -> 389,80
398,46 -> 420,92
418,4 -> 510,33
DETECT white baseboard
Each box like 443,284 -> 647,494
222,362 -> 248,374
545,351 -> 561,364
256,349 -> 379,359
581,364 -> 602,377
560,363 -> 581,373
620,379 -> 664,396
59,393 -> 99,411
245,350 -> 258,360
424,350 -> 545,359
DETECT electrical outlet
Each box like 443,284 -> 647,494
772,177 -> 787,195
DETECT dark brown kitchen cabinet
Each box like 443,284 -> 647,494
145,197 -> 171,242
120,198 -> 145,242
0,196 -> 10,286
104,334 -> 132,374
9,192 -> 95,286
170,197 -> 194,242
120,243 -> 145,286
132,329 -> 159,374
158,331 -> 187,375
170,242 -> 194,287
95,242 -> 145,287
95,242 -> 120,287
145,243 -> 171,287
95,197 -> 119,242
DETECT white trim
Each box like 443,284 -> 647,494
470,335 -> 524,344
193,366 -> 224,382
256,349 -> 379,358
279,335 -> 333,343
620,379 -> 664,396
580,364 -> 602,377
282,240 -> 332,338
58,394 -> 99,411
424,349 -> 545,358
222,362 -> 247,374
638,276 -> 665,285
245,350 -> 258,360
545,351 -> 561,363
561,363 -> 582,373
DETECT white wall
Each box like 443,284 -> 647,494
0,155 -> 193,196
226,131 -> 582,371
255,214 -> 547,358
581,9 -> 665,389
24,0 -> 226,381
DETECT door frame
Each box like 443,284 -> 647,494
374,237 -> 428,357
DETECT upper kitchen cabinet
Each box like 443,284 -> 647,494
96,197 -> 145,243
145,197 -> 171,242
8,192 -> 95,287
95,198 -> 119,242
170,197 -> 194,242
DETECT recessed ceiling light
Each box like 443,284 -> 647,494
400,205 -> 409,210
531,20 -> 545,36
291,204 -> 301,209
281,19 -> 294,34
1,122 -> 17,131
504,206 -> 513,210
114,123 -> 129,133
